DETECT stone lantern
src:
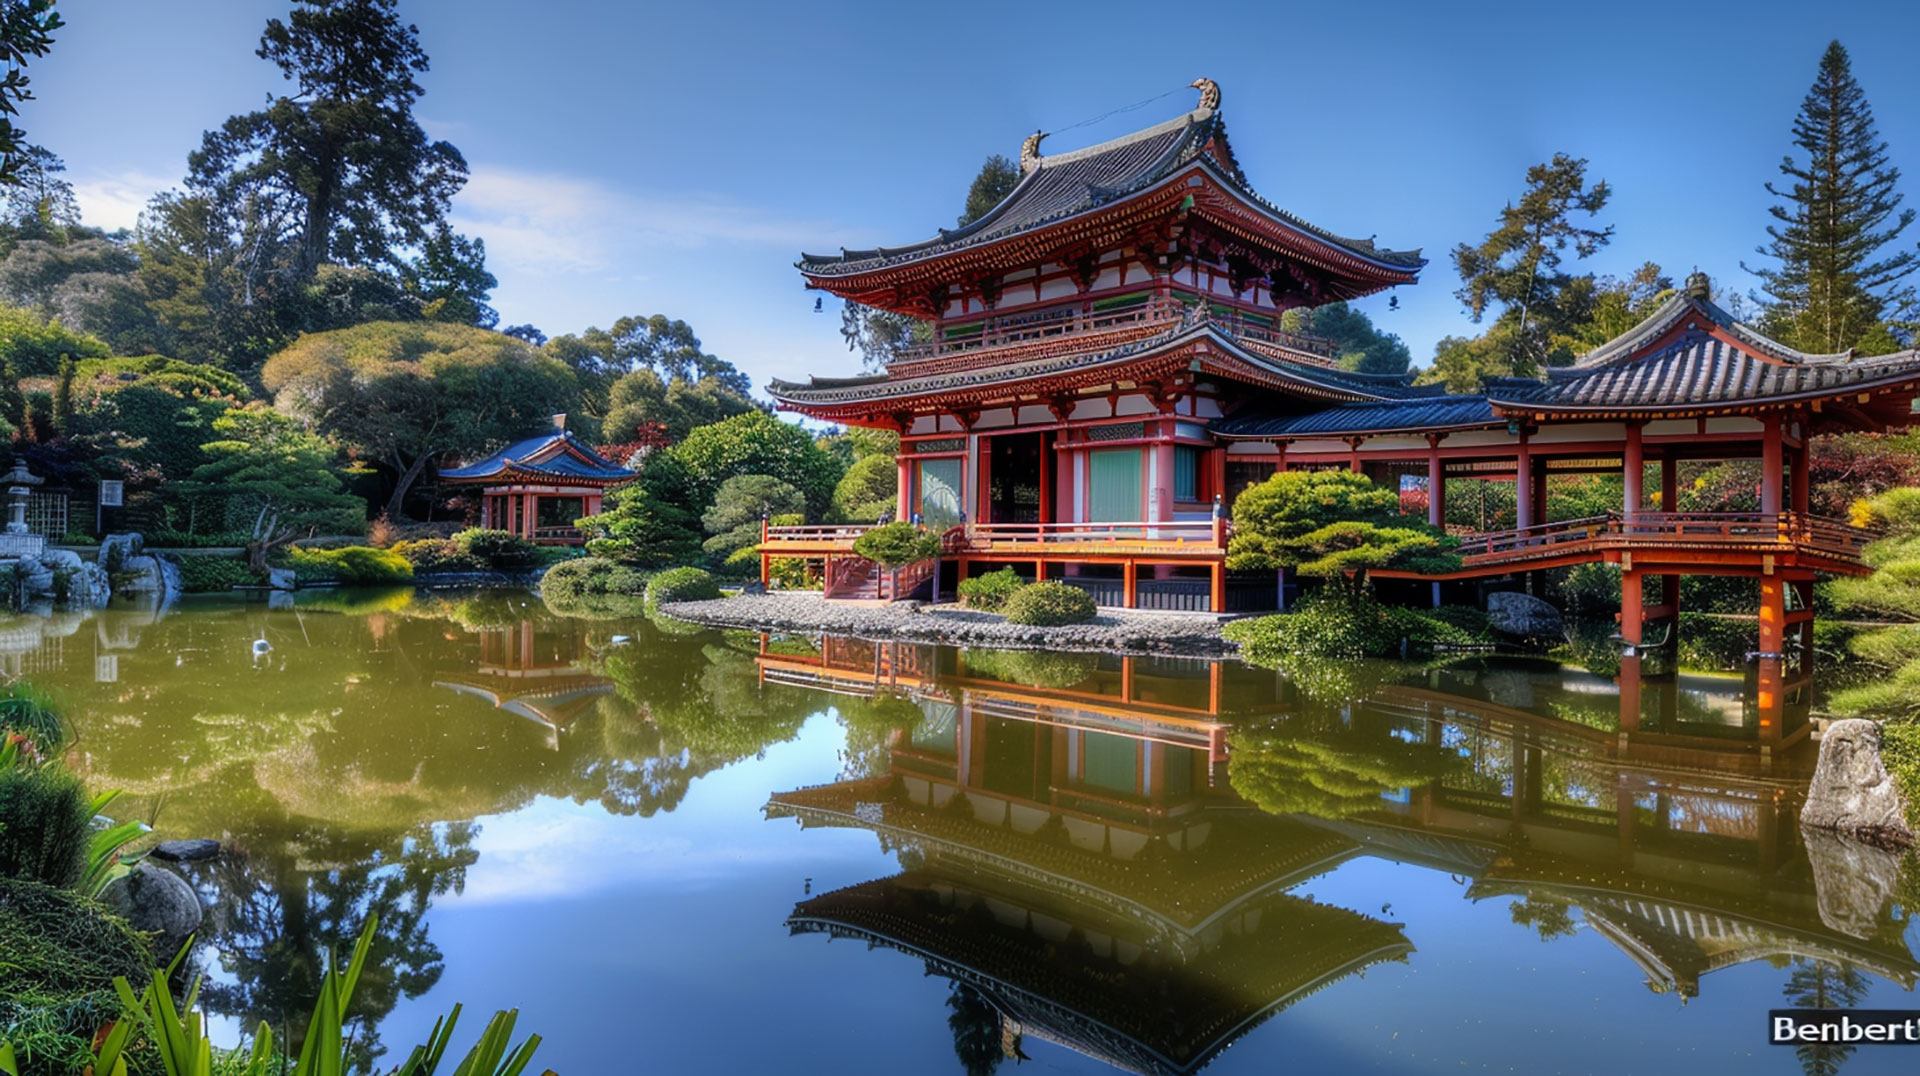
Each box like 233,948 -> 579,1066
0,460 -> 45,557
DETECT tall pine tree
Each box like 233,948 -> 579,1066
1748,41 -> 1917,354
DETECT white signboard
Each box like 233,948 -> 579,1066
98,480 -> 123,507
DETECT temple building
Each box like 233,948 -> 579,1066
440,424 -> 633,545
764,78 -> 1920,647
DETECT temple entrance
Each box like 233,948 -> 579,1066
987,433 -> 1044,523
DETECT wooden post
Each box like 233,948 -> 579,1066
760,511 -> 770,588
1426,445 -> 1445,528
1034,559 -> 1045,583
1515,440 -> 1533,531
1761,417 -> 1783,516
1758,574 -> 1785,656
1623,424 -> 1643,520
1122,559 -> 1137,608
896,455 -> 913,522
1210,560 -> 1224,613
1619,568 -> 1643,645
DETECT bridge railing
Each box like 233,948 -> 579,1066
1455,511 -> 1878,565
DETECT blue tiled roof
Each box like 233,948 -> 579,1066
1213,396 -> 1498,438
440,431 -> 635,482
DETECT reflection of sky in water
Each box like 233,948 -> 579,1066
14,597 -> 1917,1075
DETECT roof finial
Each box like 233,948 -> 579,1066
1685,268 -> 1711,300
1190,77 -> 1221,113
1020,130 -> 1047,173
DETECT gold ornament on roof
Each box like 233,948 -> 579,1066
1190,77 -> 1220,112
1020,130 -> 1047,173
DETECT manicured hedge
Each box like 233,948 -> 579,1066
957,567 -> 1023,611
286,545 -> 414,585
543,557 -> 650,602
851,521 -> 939,568
451,528 -> 539,569
1001,581 -> 1097,626
644,566 -> 722,610
173,555 -> 263,593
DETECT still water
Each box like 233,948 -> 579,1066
12,589 -> 1918,1075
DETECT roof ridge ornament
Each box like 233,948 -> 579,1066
1685,269 -> 1711,300
1020,130 -> 1047,173
1190,77 -> 1220,113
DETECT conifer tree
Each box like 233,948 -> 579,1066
1747,41 -> 1917,353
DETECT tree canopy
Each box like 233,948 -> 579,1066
178,404 -> 365,569
1283,301 -> 1412,375
1227,470 -> 1456,594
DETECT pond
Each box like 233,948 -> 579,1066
11,590 -> 1918,1075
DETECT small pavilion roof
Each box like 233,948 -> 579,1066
439,430 -> 635,486
800,104 -> 1421,280
1213,395 -> 1497,439
1485,277 -> 1920,420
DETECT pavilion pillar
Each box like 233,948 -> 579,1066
1623,423 -> 1644,520
1530,460 -> 1547,529
1151,439 -> 1176,523
1515,440 -> 1534,531
1617,653 -> 1641,733
524,493 -> 538,539
896,454 -> 913,523
1427,443 -> 1446,609
1758,574 -> 1785,657
1761,417 -> 1784,516
1619,567 -> 1643,646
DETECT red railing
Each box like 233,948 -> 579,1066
888,295 -> 1340,370
1454,511 -> 1877,565
957,519 -> 1227,552
766,523 -> 876,543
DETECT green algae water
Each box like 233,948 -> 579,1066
11,589 -> 1918,1075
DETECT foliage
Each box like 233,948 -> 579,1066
701,475 -> 805,559
1552,561 -> 1621,619
957,566 -> 1024,612
1281,301 -> 1413,376
958,153 -> 1020,227
663,411 -> 841,520
172,555 -> 263,593
1747,41 -> 1915,354
1879,720 -> 1920,831
0,878 -> 152,1076
1228,471 -> 1457,591
450,528 -> 536,570
0,1 -> 61,186
403,222 -> 497,328
0,685 -> 63,757
285,545 -> 414,586
0,763 -> 90,888
766,556 -> 817,591
852,521 -> 939,568
1224,592 -> 1493,663
178,406 -> 365,571
0,302 -> 108,377
1675,613 -> 1759,672
644,566 -> 721,610
1228,713 -> 1461,819
577,478 -> 701,568
598,366 -> 757,446
961,648 -> 1098,690
261,321 -> 577,519
1001,581 -> 1097,626
388,538 -> 482,574
540,556 -> 648,604
830,452 -> 896,523
543,314 -> 753,429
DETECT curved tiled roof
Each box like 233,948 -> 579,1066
1492,339 -> 1920,413
440,430 -> 635,484
798,104 -> 1422,279
1213,395 -> 1498,439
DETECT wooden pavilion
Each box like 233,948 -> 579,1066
440,426 -> 634,545
763,78 -> 1920,652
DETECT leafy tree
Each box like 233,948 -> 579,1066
1780,959 -> 1870,1076
958,153 -> 1020,227
664,410 -> 842,519
1553,262 -> 1673,352
544,314 -> 750,420
1747,41 -> 1916,354
501,323 -> 545,346
1229,710 -> 1460,818
601,366 -> 756,445
178,404 -> 364,570
0,300 -> 107,375
299,262 -> 423,330
261,320 -> 578,520
1283,301 -> 1412,375
0,144 -> 78,237
831,452 -> 896,522
404,221 -> 496,327
700,474 -> 805,558
0,0 -> 61,185
1227,471 -> 1456,597
578,475 -> 701,568
1449,153 -> 1613,378
946,982 -> 1007,1076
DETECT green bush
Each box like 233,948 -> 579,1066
0,687 -> 65,757
1882,719 -> 1920,831
1222,592 -> 1487,662
0,878 -> 154,1076
171,555 -> 263,593
645,566 -> 722,610
542,556 -> 650,603
142,529 -> 254,548
391,537 -> 488,573
286,545 -> 414,585
1554,561 -> 1620,619
0,765 -> 91,889
852,521 -> 940,568
958,567 -> 1024,611
452,527 -> 539,569
1001,581 -> 1098,626
768,556 -> 819,591
1676,613 -> 1757,672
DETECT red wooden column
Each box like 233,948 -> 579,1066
1618,567 -> 1643,645
1122,560 -> 1137,608
1151,439 -> 1176,523
1515,438 -> 1534,531
1758,574 -> 1786,656
1623,424 -> 1644,520
896,455 -> 913,522
1761,417 -> 1784,516
1426,438 -> 1446,528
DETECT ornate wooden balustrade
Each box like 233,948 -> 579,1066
1435,511 -> 1878,577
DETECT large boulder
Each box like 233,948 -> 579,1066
116,554 -> 181,602
1800,719 -> 1915,848
99,862 -> 203,959
1485,591 -> 1564,639
97,532 -> 143,570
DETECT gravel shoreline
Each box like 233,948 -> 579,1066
660,591 -> 1239,657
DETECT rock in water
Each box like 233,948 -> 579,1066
96,532 -> 143,569
1799,826 -> 1906,939
1485,591 -> 1564,639
150,838 -> 221,863
1800,719 -> 1916,848
100,863 -> 203,957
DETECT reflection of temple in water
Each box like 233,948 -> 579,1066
434,617 -> 613,750
763,638 -> 1916,1073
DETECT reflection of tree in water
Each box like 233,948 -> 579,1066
184,821 -> 478,1070
1783,959 -> 1870,1076
947,982 -> 1007,1076
1509,896 -> 1579,941
834,691 -> 923,781
1229,709 -> 1460,819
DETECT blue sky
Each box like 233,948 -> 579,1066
25,0 -> 1920,397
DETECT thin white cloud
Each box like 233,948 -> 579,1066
450,164 -> 861,275
72,169 -> 172,231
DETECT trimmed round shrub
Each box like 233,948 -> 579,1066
1001,581 -> 1097,626
287,545 -> 414,585
391,537 -> 487,574
1224,592 -> 1405,662
452,527 -> 539,569
543,556 -> 650,603
957,566 -> 1023,611
0,765 -> 92,889
852,521 -> 940,568
0,878 -> 155,1076
645,566 -> 722,609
